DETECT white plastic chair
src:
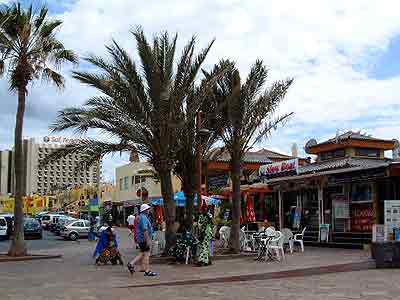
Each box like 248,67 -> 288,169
268,231 -> 286,262
240,227 -> 253,251
219,226 -> 230,248
293,227 -> 306,252
281,228 -> 294,254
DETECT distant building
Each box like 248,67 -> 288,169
0,150 -> 13,196
0,137 -> 101,196
116,161 -> 181,209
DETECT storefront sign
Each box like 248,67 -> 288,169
42,136 -> 80,144
384,200 -> 400,240
259,159 -> 299,177
208,175 -> 229,188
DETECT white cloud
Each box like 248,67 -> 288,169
2,0 -> 400,180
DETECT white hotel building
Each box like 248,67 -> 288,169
0,137 -> 101,196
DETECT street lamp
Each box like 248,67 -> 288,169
196,111 -> 211,211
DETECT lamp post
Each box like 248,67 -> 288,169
196,111 -> 211,211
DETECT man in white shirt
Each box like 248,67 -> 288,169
127,213 -> 135,231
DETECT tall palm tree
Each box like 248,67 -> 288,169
211,60 -> 293,253
0,3 -> 77,256
173,61 -> 230,230
43,28 -> 218,251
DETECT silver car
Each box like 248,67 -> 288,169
60,219 -> 90,241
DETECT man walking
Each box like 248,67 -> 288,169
127,212 -> 136,247
127,204 -> 157,277
127,212 -> 135,233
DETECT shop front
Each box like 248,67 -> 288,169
259,131 -> 400,246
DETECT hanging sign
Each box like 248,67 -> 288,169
259,159 -> 299,177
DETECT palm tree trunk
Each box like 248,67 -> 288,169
229,153 -> 241,253
158,168 -> 176,253
8,88 -> 27,257
184,187 -> 195,232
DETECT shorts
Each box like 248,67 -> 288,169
138,242 -> 150,253
127,225 -> 134,231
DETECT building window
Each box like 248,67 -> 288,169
351,183 -> 372,202
123,176 -> 129,190
119,178 -> 123,190
135,176 -> 141,185
355,148 -> 380,158
320,149 -> 345,161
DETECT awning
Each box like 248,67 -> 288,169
151,192 -> 220,207
262,164 -> 388,185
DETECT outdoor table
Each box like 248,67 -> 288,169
253,231 -> 277,261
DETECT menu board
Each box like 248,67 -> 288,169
372,224 -> 385,242
384,200 -> 400,240
351,204 -> 374,232
319,224 -> 330,242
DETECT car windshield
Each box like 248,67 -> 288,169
24,219 -> 39,228
65,220 -> 76,226
42,216 -> 51,221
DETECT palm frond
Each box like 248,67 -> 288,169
42,68 -> 64,88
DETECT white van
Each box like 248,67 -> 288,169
41,214 -> 64,230
0,217 -> 8,239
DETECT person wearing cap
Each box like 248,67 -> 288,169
127,204 -> 157,277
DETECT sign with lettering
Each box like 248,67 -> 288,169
384,200 -> 400,240
259,159 -> 298,177
208,175 -> 229,188
42,136 -> 80,144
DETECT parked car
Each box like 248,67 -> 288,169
41,214 -> 64,230
60,219 -> 90,241
24,218 -> 42,239
0,214 -> 14,237
0,217 -> 8,240
54,217 -> 76,236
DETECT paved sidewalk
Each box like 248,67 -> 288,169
0,228 -> 399,300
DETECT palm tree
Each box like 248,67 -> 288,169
43,28 -> 218,251
0,3 -> 78,256
211,60 -> 293,253
173,61 -> 230,230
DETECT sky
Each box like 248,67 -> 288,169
1,0 -> 400,182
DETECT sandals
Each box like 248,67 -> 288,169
127,263 -> 135,275
144,271 -> 158,277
